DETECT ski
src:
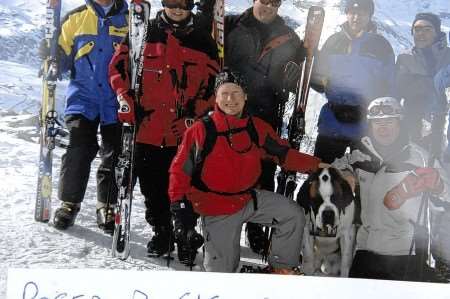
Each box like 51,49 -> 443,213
212,0 -> 224,69
35,0 -> 62,222
276,6 -> 325,199
112,0 -> 151,260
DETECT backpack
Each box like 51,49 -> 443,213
191,115 -> 260,195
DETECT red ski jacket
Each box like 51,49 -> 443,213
109,12 -> 219,146
169,107 -> 321,216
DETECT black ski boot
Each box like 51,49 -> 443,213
176,230 -> 204,267
147,225 -> 175,257
246,222 -> 269,255
53,202 -> 80,230
96,206 -> 115,235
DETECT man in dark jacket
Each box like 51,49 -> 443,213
169,69 -> 327,273
311,0 -> 395,163
109,0 -> 218,257
200,0 -> 306,254
396,13 -> 450,145
48,0 -> 128,233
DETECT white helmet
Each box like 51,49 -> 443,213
367,97 -> 403,120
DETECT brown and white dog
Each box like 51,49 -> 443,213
297,167 -> 358,277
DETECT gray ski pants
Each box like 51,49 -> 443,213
201,189 -> 305,272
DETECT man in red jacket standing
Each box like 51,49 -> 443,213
169,69 -> 327,273
109,0 -> 218,258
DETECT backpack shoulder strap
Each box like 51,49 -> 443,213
200,115 -> 218,159
247,116 -> 260,147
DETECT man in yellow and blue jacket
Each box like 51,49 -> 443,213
48,0 -> 128,232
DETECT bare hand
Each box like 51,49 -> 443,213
318,162 -> 331,168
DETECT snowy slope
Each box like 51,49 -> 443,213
1,0 -> 450,297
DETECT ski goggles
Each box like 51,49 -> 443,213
259,0 -> 282,8
367,104 -> 401,119
162,0 -> 193,10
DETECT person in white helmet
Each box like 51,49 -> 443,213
332,97 -> 449,282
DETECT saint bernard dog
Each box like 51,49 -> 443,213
297,167 -> 358,277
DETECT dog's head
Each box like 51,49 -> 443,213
297,168 -> 355,236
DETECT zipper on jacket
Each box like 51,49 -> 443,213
85,55 -> 94,72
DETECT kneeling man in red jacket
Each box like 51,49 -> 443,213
169,69 -> 327,274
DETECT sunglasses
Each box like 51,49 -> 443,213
368,104 -> 396,117
413,25 -> 435,34
164,0 -> 191,10
259,0 -> 282,8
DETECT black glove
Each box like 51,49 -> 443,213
171,199 -> 203,265
171,198 -> 197,232
283,61 -> 302,91
38,39 -> 50,60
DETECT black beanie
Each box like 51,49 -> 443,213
215,68 -> 248,93
411,12 -> 441,34
345,0 -> 375,17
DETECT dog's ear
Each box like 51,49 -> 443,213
330,168 -> 343,199
330,168 -> 355,213
297,176 -> 317,213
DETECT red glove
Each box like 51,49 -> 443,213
171,118 -> 194,139
117,93 -> 135,124
383,168 -> 443,210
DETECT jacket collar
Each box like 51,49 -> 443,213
413,31 -> 449,63
239,7 -> 286,30
212,105 -> 250,131
359,134 -> 417,173
340,21 -> 377,41
86,0 -> 127,18
156,10 -> 194,34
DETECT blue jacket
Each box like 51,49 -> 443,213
312,22 -> 395,140
58,0 -> 128,125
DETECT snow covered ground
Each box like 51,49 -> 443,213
1,0 -> 450,297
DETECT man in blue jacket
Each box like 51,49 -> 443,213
42,0 -> 128,232
311,0 -> 395,163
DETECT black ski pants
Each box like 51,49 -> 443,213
350,250 -> 444,282
134,143 -> 177,228
58,114 -> 121,205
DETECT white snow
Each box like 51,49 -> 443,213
1,0 -> 450,297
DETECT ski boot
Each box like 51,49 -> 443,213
147,225 -> 175,257
96,206 -> 115,235
53,202 -> 80,230
176,230 -> 204,267
246,222 -> 269,255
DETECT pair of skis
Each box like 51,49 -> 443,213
35,0 -> 63,222
113,0 -> 223,262
34,0 -> 151,260
111,0 -> 151,260
276,6 -> 325,199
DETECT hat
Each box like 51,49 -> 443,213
214,68 -> 248,92
367,97 -> 403,120
345,0 -> 375,17
411,12 -> 441,34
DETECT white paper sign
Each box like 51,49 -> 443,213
6,268 -> 450,299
